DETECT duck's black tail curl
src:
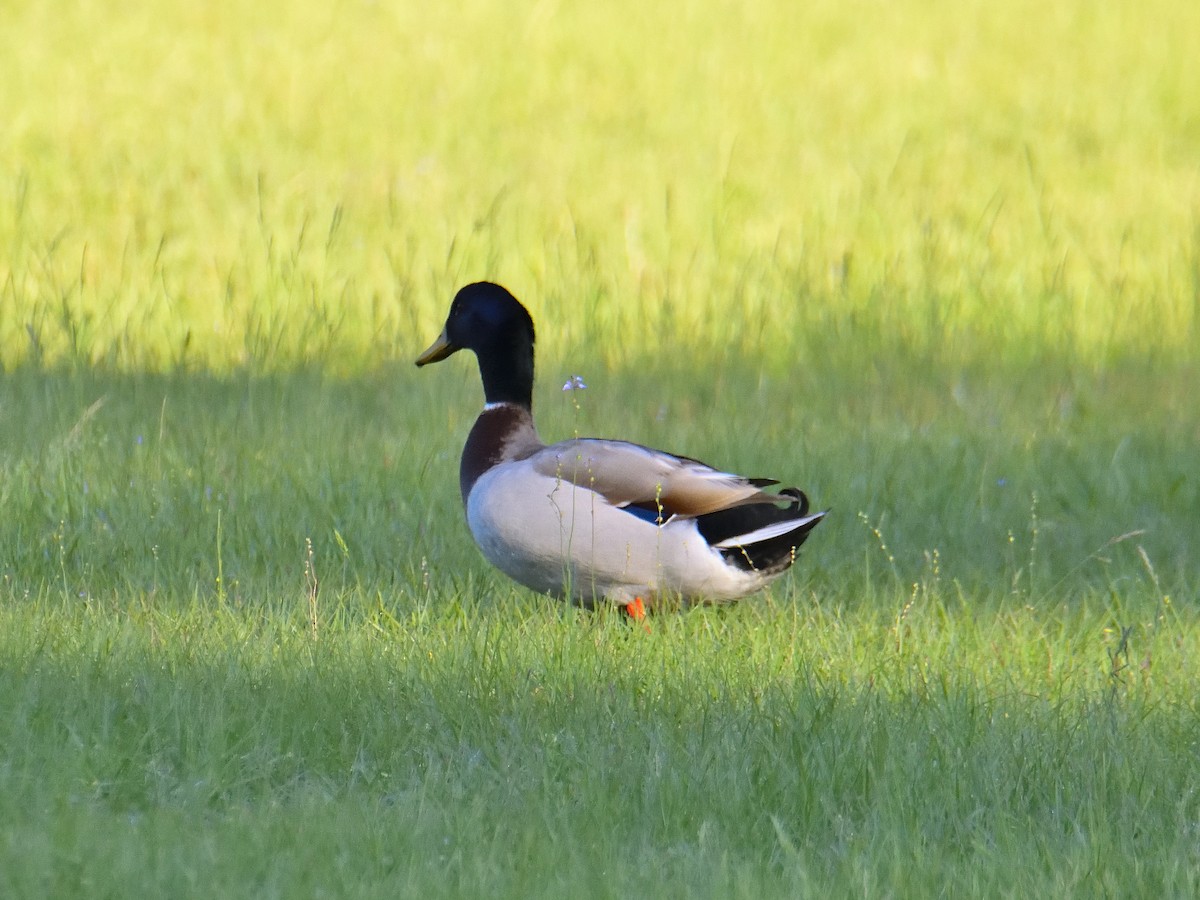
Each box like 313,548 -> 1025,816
695,488 -> 825,574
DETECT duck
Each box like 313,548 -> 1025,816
415,281 -> 824,618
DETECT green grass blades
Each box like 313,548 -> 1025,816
1,366 -> 1197,897
2,0 -> 1200,896
1,586 -> 1198,897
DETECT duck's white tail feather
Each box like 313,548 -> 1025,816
711,511 -> 826,549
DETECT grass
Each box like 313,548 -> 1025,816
2,590 -> 1197,897
2,0 -> 1200,896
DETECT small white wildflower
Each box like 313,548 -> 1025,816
562,375 -> 587,392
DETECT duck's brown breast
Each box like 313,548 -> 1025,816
459,404 -> 543,504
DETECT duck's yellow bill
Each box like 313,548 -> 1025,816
415,329 -> 457,366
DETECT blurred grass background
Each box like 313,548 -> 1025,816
2,0 -> 1197,370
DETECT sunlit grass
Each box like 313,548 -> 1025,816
2,0 -> 1198,371
2,0 -> 1199,896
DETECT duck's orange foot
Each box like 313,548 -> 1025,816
623,597 -> 649,629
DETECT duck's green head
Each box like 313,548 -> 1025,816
416,282 -> 537,407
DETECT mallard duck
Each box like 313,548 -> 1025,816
416,282 -> 824,618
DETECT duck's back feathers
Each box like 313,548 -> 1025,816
531,439 -> 786,518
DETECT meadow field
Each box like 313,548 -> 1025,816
2,0 -> 1199,896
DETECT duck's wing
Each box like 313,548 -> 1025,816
530,438 -> 786,518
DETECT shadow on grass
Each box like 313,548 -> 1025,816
0,358 -> 1196,608
2,591 -> 1200,896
